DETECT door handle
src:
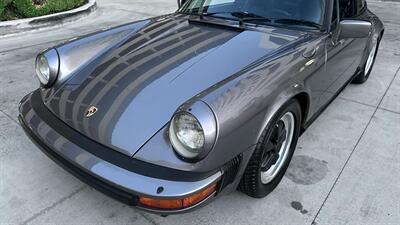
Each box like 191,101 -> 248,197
332,39 -> 345,46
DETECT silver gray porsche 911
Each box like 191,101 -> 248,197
19,0 -> 384,215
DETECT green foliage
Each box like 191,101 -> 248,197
1,0 -> 86,21
0,0 -> 13,16
0,0 -> 13,20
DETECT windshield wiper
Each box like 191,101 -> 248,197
232,12 -> 273,26
203,11 -> 272,26
273,19 -> 321,29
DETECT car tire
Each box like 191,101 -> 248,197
352,33 -> 381,84
239,99 -> 301,198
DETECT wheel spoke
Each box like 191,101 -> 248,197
276,122 -> 283,137
260,112 -> 295,184
277,127 -> 287,144
261,141 -> 275,168
270,125 -> 280,143
265,140 -> 276,153
261,119 -> 288,170
260,153 -> 278,171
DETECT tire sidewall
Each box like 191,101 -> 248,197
252,99 -> 302,197
364,34 -> 380,78
354,33 -> 380,83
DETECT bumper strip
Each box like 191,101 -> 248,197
19,115 -> 139,205
18,90 -> 222,213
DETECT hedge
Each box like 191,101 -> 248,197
0,0 -> 13,17
1,0 -> 86,21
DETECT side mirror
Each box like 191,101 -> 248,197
339,20 -> 372,39
177,0 -> 188,8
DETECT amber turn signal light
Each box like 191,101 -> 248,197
139,183 -> 217,210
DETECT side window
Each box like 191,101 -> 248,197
339,0 -> 357,18
356,0 -> 366,14
331,0 -> 339,30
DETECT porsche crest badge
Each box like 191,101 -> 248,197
85,106 -> 98,118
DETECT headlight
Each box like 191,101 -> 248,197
170,112 -> 205,157
169,101 -> 217,161
35,49 -> 59,87
36,55 -> 50,85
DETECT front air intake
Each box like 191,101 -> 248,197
219,155 -> 242,191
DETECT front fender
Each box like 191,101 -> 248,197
134,47 -> 312,174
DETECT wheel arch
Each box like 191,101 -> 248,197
292,92 -> 310,130
254,87 -> 311,147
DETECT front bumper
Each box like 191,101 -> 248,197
18,90 -> 222,214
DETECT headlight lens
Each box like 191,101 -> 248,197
174,113 -> 205,149
35,49 -> 59,87
35,55 -> 51,85
169,112 -> 205,159
169,101 -> 217,161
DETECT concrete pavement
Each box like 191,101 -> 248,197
0,0 -> 399,224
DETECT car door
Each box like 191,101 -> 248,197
305,0 -> 350,115
315,0 -> 355,106
319,0 -> 369,104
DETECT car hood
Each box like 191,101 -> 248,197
43,15 -> 305,157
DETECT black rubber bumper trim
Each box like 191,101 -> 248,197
19,115 -> 139,206
25,90 -> 215,182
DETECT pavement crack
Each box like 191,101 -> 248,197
338,97 -> 400,115
0,110 -> 19,124
137,211 -> 159,225
337,96 -> 376,109
20,186 -> 87,225
311,65 -> 400,225
379,107 -> 400,115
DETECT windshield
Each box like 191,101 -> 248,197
180,0 -> 326,27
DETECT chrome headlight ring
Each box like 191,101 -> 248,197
35,48 -> 60,87
169,101 -> 217,161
